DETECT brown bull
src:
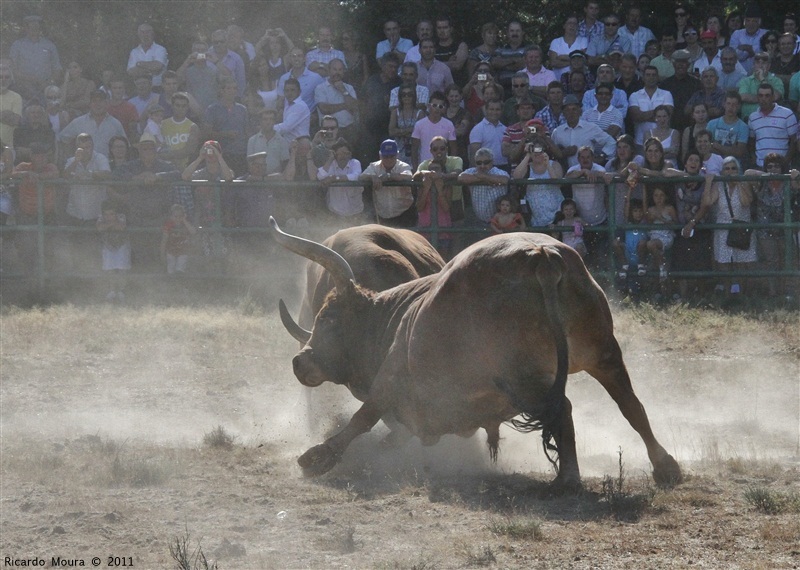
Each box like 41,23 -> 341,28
271,218 -> 682,490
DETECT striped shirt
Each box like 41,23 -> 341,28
581,105 -> 624,135
748,104 -> 798,166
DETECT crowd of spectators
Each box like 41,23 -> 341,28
1,5 -> 800,299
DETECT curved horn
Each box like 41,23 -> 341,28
269,217 -> 355,292
278,299 -> 311,344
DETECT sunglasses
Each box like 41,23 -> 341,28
429,102 -> 445,109
475,160 -> 492,166
512,83 -> 528,88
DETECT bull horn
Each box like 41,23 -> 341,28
278,299 -> 311,344
269,217 -> 355,292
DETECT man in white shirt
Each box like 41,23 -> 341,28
552,95 -> 616,168
628,66 -> 674,146
127,23 -> 168,88
617,6 -> 655,58
314,59 -> 359,141
275,78 -> 310,141
404,20 -> 434,65
376,19 -> 414,61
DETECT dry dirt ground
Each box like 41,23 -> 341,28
1,295 -> 799,569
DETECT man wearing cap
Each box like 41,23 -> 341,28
501,96 -> 538,168
359,140 -> 416,227
738,52 -> 785,120
587,13 -> 631,68
551,95 -> 616,168
629,66 -> 674,146
127,23 -> 169,88
650,29 -> 678,79
9,15 -> 62,101
581,82 -> 624,139
247,109 -> 290,175
58,91 -> 127,163
560,51 -> 595,92
659,51 -> 700,132
729,6 -> 766,73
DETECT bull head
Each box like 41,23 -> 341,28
269,217 -> 357,340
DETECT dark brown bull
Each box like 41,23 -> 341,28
271,218 -> 682,490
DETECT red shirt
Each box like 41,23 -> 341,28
12,162 -> 59,216
107,100 -> 139,141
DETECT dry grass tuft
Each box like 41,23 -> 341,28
169,528 -> 218,570
486,516 -> 544,540
202,425 -> 237,450
744,486 -> 800,514
460,544 -> 496,567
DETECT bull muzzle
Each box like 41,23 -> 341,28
292,349 -> 327,387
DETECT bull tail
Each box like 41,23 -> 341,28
504,246 -> 569,470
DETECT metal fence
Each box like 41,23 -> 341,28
2,173 -> 798,290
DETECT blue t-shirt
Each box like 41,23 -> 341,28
707,116 -> 749,148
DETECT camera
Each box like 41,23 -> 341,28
320,129 -> 334,140
477,73 -> 487,81
526,126 -> 538,135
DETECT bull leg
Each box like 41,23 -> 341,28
298,400 -> 383,477
378,413 -> 414,449
550,397 -> 582,492
587,349 -> 682,486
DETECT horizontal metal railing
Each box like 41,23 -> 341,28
1,174 -> 798,291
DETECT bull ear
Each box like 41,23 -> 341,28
278,299 -> 311,344
269,217 -> 356,292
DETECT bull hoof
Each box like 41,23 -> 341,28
298,443 -> 341,477
653,454 -> 683,487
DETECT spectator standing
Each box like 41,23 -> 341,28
275,78 -> 310,142
551,95 -> 616,169
160,92 -> 200,170
659,50 -> 700,133
729,6 -> 766,73
468,99 -> 506,169
62,62 -> 96,121
519,46 -> 556,99
389,87 -> 425,164
404,20 -> 434,65
208,29 -> 247,98
206,78 -> 248,175
359,139 -> 416,227
501,96 -> 538,168
376,19 -> 413,62
128,75 -> 159,120
160,203 -> 196,276
433,16 -> 469,86
707,91 -> 748,162
58,90 -> 127,164
0,66 -> 23,151
414,136 -> 463,255
127,23 -> 168,88
340,30 -> 369,90
96,200 -> 131,301
106,78 -> 139,142
565,146 -> 614,259
246,108 -> 290,175
411,92 -> 457,170
772,33 -> 800,94
226,24 -> 256,66
618,5 -> 656,58
306,27 -> 346,78
587,13 -> 631,68
361,53 -> 401,164
492,21 -> 529,91
467,23 -> 499,79
389,62 -> 429,111
583,64 -> 629,118
277,48 -> 324,114
548,15 -> 588,79
581,83 -> 624,140
748,83 -> 798,167
684,68 -> 725,121
417,39 -> 454,96
628,66 -> 674,147
738,52 -> 784,121
107,136 -> 131,172
650,29 -> 677,79
14,103 -> 55,162
578,1 -> 604,44
535,81 -> 567,133
457,147 -> 510,225
512,141 -> 565,228
317,139 -> 364,222
177,41 -> 222,112
717,48 -> 747,91
9,15 -> 62,102
314,59 -> 359,141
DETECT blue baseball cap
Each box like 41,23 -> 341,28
379,139 -> 398,156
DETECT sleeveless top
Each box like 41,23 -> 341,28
394,108 -> 418,163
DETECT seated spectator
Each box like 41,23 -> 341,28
376,19 -> 413,62
695,129 -> 726,176
316,138 -> 364,222
306,26 -> 346,78
605,134 -> 644,226
44,85 -> 70,138
359,139 -> 416,227
561,51 -> 594,92
314,58 -> 359,141
0,65 -> 23,153
491,21 -> 529,92
468,23 -> 499,78
503,72 -> 546,125
411,92 -> 457,170
404,20 -> 434,65
566,70 -> 588,103
618,5 -> 656,58
444,84 -> 471,162
157,71 -> 181,117
457,147 -> 510,225
490,194 -> 525,234
226,24 -> 256,66
249,55 -> 279,110
650,29 -> 677,79
747,83 -> 797,168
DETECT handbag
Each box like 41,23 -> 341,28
722,182 -> 752,250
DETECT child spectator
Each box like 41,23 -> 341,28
160,203 -> 196,275
552,198 -> 586,257
96,200 -> 130,301
142,105 -> 166,150
643,186 -> 678,280
490,194 -> 525,234
613,196 -> 647,278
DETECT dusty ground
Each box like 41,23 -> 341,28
1,295 -> 799,569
